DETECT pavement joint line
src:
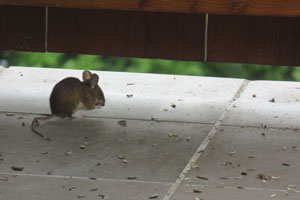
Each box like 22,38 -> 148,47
0,172 -> 172,185
184,184 -> 300,193
162,80 -> 250,200
1,111 -> 298,131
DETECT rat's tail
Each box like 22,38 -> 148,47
31,115 -> 53,138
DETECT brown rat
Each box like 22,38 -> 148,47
31,70 -> 105,138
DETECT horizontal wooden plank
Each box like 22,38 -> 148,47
0,5 -> 45,51
207,15 -> 300,66
1,0 -> 300,17
47,8 -> 205,61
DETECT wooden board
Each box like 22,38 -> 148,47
0,5 -> 45,52
207,15 -> 300,66
1,0 -> 300,17
47,8 -> 205,61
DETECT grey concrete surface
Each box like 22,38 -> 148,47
0,66 -> 300,200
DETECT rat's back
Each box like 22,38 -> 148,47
50,77 -> 82,116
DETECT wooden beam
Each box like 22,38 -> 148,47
208,15 -> 300,66
1,0 -> 300,17
0,5 -> 45,52
47,8 -> 205,61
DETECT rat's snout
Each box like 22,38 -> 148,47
95,98 -> 105,108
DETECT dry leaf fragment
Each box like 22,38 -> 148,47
237,186 -> 244,189
77,194 -> 86,198
123,159 -> 128,163
226,151 -> 236,156
11,166 -> 24,171
269,98 -> 275,103
171,103 -> 176,108
118,120 -> 127,127
288,184 -> 296,188
168,132 -> 178,137
68,186 -> 76,191
282,163 -> 290,166
241,172 -> 247,176
271,176 -> 280,180
90,188 -> 98,191
196,176 -> 208,180
127,176 -> 137,180
6,113 -> 15,116
270,193 -> 276,197
118,155 -> 126,159
193,189 -> 202,193
0,177 -> 8,181
149,194 -> 159,199
79,145 -> 85,149
65,151 -> 72,155
126,94 -> 133,98
190,164 -> 199,169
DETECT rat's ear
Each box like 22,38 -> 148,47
82,70 -> 92,81
90,74 -> 99,88
91,74 -> 99,85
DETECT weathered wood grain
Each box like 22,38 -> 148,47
0,5 -> 45,51
47,8 -> 205,60
208,15 -> 300,66
1,0 -> 300,17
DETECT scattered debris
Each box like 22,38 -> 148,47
47,171 -> 52,175
222,161 -> 232,166
68,186 -> 76,191
235,177 -> 243,179
241,172 -> 247,176
282,163 -> 290,166
237,186 -> 244,189
219,177 -> 228,180
22,122 -> 25,126
127,83 -> 135,85
287,184 -> 296,189
83,141 -> 89,145
252,94 -> 257,98
261,133 -> 265,137
18,117 -> 23,119
149,194 -> 159,199
0,177 -> 8,181
96,162 -> 101,166
98,194 -> 106,199
186,136 -> 191,141
127,176 -> 137,180
152,143 -> 157,147
281,146 -> 288,150
79,145 -> 85,149
6,113 -> 15,116
193,189 -> 202,193
248,156 -> 255,159
77,194 -> 86,198
168,132 -> 178,137
45,137 -> 51,141
65,151 -> 72,155
271,176 -> 280,180
118,120 -> 127,127
126,94 -> 133,98
226,151 -> 236,156
163,109 -> 168,111
269,98 -> 275,103
11,166 -> 24,171
171,103 -> 176,108
270,193 -> 276,198
190,164 -> 199,169
196,176 -> 208,180
89,177 -> 97,180
41,152 -> 48,155
118,155 -> 128,163
257,174 -> 270,181
246,169 -> 255,171
90,188 -> 98,191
